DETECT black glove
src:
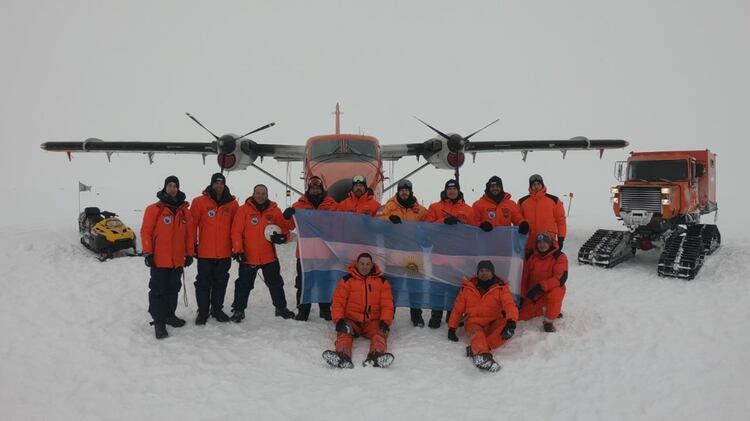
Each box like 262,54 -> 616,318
282,207 -> 296,220
501,320 -> 516,340
388,215 -> 402,224
184,256 -> 194,267
194,243 -> 199,256
144,253 -> 154,267
526,284 -> 543,302
335,319 -> 353,335
444,216 -> 459,225
479,221 -> 493,232
518,221 -> 530,235
379,320 -> 390,335
270,233 -> 287,244
447,328 -> 459,342
557,236 -> 565,251
232,252 -> 245,263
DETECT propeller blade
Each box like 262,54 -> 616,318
185,113 -> 219,140
413,116 -> 451,140
236,122 -> 276,141
464,118 -> 500,141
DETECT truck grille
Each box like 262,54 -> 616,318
620,187 -> 662,213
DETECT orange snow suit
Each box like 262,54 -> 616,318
472,192 -> 526,228
191,190 -> 239,259
337,190 -> 381,216
518,186 -> 567,247
519,243 -> 568,322
231,199 -> 288,266
380,195 -> 428,222
448,276 -> 519,355
425,194 -> 477,226
331,263 -> 395,357
141,195 -> 195,268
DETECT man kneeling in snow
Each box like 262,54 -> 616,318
447,261 -> 519,372
322,253 -> 395,368
519,232 -> 568,332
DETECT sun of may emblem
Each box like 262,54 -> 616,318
403,256 -> 423,276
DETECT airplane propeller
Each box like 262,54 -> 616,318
413,116 -> 500,182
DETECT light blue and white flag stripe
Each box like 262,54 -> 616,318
295,210 -> 527,310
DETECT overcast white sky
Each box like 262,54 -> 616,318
1,0 -> 747,229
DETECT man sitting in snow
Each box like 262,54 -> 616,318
519,232 -> 568,332
323,253 -> 395,368
447,260 -> 519,372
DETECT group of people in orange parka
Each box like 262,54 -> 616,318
140,171 -> 569,372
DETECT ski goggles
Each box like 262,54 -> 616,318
536,233 -> 553,243
398,180 -> 412,190
352,175 -> 367,185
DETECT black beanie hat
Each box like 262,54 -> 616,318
397,179 -> 413,192
164,175 -> 180,190
529,174 -> 544,187
210,173 -> 225,185
357,252 -> 373,261
444,179 -> 460,191
485,176 -> 504,193
477,260 -> 495,275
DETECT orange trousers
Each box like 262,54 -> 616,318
519,286 -> 565,321
335,319 -> 387,358
465,318 -> 509,355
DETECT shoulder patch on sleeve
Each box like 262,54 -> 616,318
545,193 -> 559,203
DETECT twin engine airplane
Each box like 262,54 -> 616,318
41,104 -> 628,202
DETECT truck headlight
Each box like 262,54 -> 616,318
660,187 -> 671,194
610,187 -> 619,195
661,198 -> 671,205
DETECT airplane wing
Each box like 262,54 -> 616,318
380,137 -> 628,161
40,138 -> 306,170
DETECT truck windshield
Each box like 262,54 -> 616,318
627,160 -> 688,181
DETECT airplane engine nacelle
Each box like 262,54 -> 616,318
216,136 -> 258,171
425,137 -> 465,170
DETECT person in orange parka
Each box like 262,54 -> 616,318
322,253 -> 395,369
141,175 -> 195,340
380,179 -> 429,328
190,173 -> 239,325
337,175 -> 381,216
520,232 -> 568,332
424,179 -> 477,328
472,175 -> 530,235
229,184 -> 295,323
447,261 -> 518,372
282,176 -> 340,322
518,174 -> 567,252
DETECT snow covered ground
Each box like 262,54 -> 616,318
1,209 -> 748,420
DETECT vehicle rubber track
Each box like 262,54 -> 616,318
578,229 -> 633,268
657,224 -> 719,280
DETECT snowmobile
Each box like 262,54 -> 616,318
78,207 -> 138,261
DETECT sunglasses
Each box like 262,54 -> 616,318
352,175 -> 366,184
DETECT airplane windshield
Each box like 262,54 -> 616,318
627,160 -> 688,181
311,139 -> 377,160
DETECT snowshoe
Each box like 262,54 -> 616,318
363,352 -> 395,368
322,350 -> 354,369
473,353 -> 501,373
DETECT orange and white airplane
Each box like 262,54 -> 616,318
41,103 -> 628,201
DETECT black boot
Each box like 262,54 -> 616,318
211,309 -> 230,323
363,352 -> 395,368
230,310 -> 245,323
275,307 -> 295,319
195,312 -> 209,325
428,312 -> 442,329
154,322 -> 168,339
295,305 -> 310,321
319,304 -> 332,321
164,315 -> 186,328
543,321 -> 557,332
473,352 -> 501,372
322,350 -> 354,369
410,308 -> 425,327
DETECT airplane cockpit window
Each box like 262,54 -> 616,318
346,140 -> 377,159
311,140 -> 341,159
